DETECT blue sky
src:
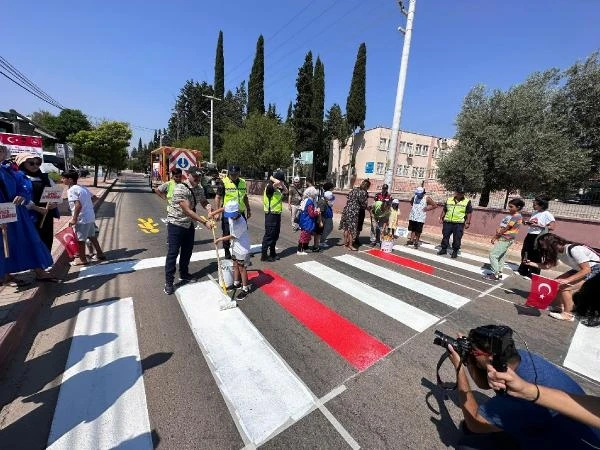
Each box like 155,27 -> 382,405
2,0 -> 599,149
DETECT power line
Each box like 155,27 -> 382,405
0,69 -> 63,110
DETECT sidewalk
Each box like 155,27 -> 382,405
0,176 -> 117,373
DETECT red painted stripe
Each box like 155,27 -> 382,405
367,249 -> 435,275
248,270 -> 391,371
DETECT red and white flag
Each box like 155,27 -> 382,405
0,132 -> 43,157
525,274 -> 560,309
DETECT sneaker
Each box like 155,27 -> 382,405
236,286 -> 250,300
451,250 -> 459,259
437,249 -> 447,255
482,273 -> 501,281
319,242 -> 330,248
269,254 -> 280,260
229,281 -> 241,291
163,283 -> 175,295
549,311 -> 575,322
297,251 -> 308,256
406,240 -> 414,246
260,254 -> 269,262
311,246 -> 321,253
414,242 -> 420,249
179,273 -> 197,282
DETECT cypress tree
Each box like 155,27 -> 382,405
293,51 -> 314,154
152,129 -> 158,147
137,137 -> 143,153
248,35 -> 265,116
346,42 -> 367,177
214,30 -> 225,99
286,101 -> 293,124
312,57 -> 326,179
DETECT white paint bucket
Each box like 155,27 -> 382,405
220,259 -> 234,287
381,240 -> 394,253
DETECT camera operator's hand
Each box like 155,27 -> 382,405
486,364 -> 538,401
447,344 -> 463,370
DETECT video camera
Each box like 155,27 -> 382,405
433,325 -> 514,391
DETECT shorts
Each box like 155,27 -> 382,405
585,264 -> 600,281
232,250 -> 250,267
408,220 -> 424,233
74,222 -> 96,241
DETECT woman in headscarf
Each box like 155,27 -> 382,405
16,152 -> 60,251
0,146 -> 56,285
339,179 -> 371,251
296,186 -> 320,255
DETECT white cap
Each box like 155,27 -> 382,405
415,187 -> 425,194
223,200 -> 239,218
293,176 -> 300,182
392,198 -> 399,204
324,191 -> 335,201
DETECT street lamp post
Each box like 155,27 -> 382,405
202,94 -> 221,163
384,0 -> 416,189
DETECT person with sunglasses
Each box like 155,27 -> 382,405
16,152 -> 60,251
446,324 -> 600,449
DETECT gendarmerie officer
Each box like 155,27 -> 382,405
261,171 -> 288,261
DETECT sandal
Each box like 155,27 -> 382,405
70,260 -> 90,267
348,246 -> 358,251
4,278 -> 31,287
549,312 -> 575,322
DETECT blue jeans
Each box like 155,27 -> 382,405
165,223 -> 195,285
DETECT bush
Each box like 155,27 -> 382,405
48,172 -> 62,183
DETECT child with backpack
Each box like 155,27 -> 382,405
297,187 -> 320,255
483,198 -> 525,281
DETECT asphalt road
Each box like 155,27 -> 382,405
0,173 -> 598,450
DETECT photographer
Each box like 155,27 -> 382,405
446,325 -> 600,449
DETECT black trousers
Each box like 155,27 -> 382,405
165,223 -> 195,284
518,233 -> 542,277
441,221 -> 465,251
262,213 -> 281,256
221,211 -> 246,251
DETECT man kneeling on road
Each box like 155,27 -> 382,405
163,166 -> 213,295
446,324 -> 600,449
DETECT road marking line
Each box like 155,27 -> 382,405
393,244 -> 505,277
47,298 -> 152,450
75,244 -> 262,279
367,249 -> 435,274
335,255 -> 470,309
419,242 -> 519,272
478,283 -> 504,298
297,261 -> 440,332
177,281 -> 319,446
563,322 -> 600,383
249,270 -> 392,371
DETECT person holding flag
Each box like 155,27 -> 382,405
524,233 -> 600,321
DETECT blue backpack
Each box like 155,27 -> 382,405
324,204 -> 333,219
299,199 -> 316,232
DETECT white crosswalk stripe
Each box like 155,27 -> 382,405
563,322 -> 600,383
296,261 -> 440,332
418,242 -> 520,272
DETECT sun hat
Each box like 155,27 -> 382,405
415,187 -> 425,195
15,152 -> 41,167
392,198 -> 400,204
293,176 -> 300,182
223,200 -> 240,218
324,191 -> 335,201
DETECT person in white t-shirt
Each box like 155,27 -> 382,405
518,196 -> 555,278
61,170 -> 106,265
210,200 -> 251,300
525,233 -> 600,322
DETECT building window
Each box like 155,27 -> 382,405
403,165 -> 409,176
376,162 -> 385,174
406,142 -> 414,155
432,147 -> 438,159
399,141 -> 407,153
428,169 -> 437,180
415,144 -> 422,155
411,166 -> 419,178
396,165 -> 402,176
417,167 -> 425,179
422,145 -> 429,157
378,138 -> 388,151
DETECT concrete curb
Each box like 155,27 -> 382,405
0,179 -> 117,375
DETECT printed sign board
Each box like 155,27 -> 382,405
40,186 -> 65,203
0,133 -> 43,157
168,149 -> 197,176
365,161 -> 374,174
0,203 -> 18,224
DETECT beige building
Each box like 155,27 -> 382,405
329,126 -> 456,195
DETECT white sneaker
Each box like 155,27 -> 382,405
297,251 -> 308,255
319,242 -> 330,248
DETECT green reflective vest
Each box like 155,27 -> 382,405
444,197 -> 470,223
166,180 -> 177,201
222,177 -> 247,212
263,187 -> 283,213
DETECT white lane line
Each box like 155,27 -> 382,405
393,244 -> 513,278
419,242 -> 520,272
47,298 -> 152,450
177,281 -> 354,447
336,254 -> 470,309
296,261 -> 439,332
477,283 -> 504,298
563,322 -> 600,383
75,244 -> 262,279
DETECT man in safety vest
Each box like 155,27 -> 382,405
438,186 -> 473,259
214,165 -> 251,259
155,168 -> 183,207
261,170 -> 288,262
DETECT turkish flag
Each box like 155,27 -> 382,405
525,274 -> 560,309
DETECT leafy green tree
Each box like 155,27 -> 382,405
554,52 -> 600,174
312,57 -> 326,180
69,121 -> 132,186
51,109 -> 92,144
266,103 -> 281,122
325,103 -> 350,186
214,30 -> 225,99
293,51 -> 314,155
167,80 -> 213,140
248,35 -> 265,116
345,43 -> 366,179
221,115 -> 294,171
172,136 -> 209,154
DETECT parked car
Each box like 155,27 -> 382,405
71,165 -> 90,177
561,184 -> 600,206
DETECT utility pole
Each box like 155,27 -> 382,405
384,0 -> 416,189
203,94 -> 221,163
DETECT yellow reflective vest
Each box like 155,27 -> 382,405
166,180 -> 177,201
263,187 -> 283,213
222,177 -> 247,212
444,197 -> 470,223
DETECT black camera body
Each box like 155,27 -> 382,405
433,325 -> 514,372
